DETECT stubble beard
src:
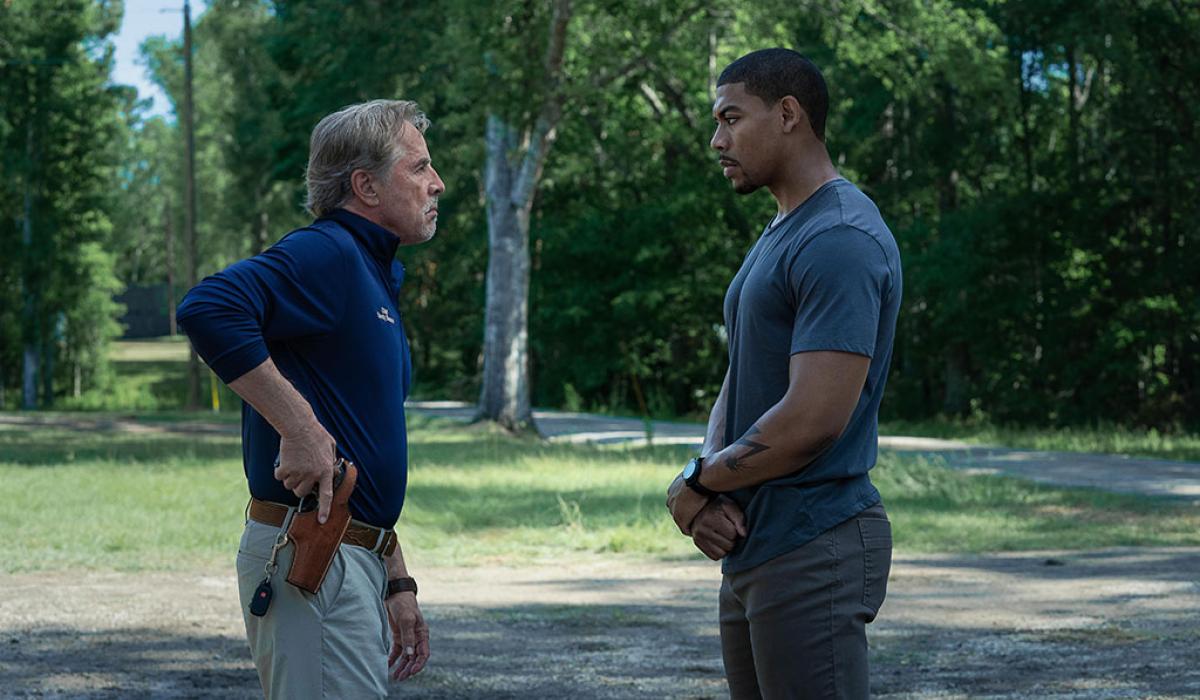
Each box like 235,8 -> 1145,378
734,178 -> 761,195
420,200 -> 438,241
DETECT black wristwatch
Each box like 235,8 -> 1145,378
682,457 -> 718,498
386,577 -> 418,598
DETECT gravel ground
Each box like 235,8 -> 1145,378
2,548 -> 1198,699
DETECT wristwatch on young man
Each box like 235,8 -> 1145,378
386,577 -> 418,598
682,457 -> 719,498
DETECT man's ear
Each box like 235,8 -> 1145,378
779,95 -> 808,135
349,169 -> 378,207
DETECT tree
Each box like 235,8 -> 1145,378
0,0 -> 126,409
477,0 -> 572,432
102,0 -> 1200,430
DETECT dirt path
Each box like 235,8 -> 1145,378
3,548 -> 1197,699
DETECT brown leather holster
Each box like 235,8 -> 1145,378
285,461 -> 358,594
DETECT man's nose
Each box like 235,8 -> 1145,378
430,168 -> 445,196
710,128 -> 726,151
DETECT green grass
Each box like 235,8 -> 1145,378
2,414 -> 1198,574
881,419 -> 1200,462
70,340 -> 1200,462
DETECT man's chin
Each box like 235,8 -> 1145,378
398,226 -> 437,246
733,180 -> 760,195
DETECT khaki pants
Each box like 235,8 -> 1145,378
719,504 -> 892,700
236,519 -> 390,699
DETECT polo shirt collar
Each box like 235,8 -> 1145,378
322,208 -> 401,265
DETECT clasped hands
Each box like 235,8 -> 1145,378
666,474 -> 747,560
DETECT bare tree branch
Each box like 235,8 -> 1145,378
512,0 -> 571,208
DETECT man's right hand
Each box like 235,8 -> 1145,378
691,496 -> 747,560
275,421 -> 338,523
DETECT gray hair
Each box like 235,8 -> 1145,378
305,99 -> 430,218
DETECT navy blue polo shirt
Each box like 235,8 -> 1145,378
720,179 -> 902,575
177,208 -> 413,528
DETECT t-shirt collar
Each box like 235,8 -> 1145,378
322,208 -> 401,265
767,177 -> 846,233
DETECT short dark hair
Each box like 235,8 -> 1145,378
717,49 -> 829,141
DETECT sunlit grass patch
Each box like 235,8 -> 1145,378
2,416 -> 1198,573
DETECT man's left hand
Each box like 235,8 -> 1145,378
666,474 -> 710,535
386,592 -> 429,681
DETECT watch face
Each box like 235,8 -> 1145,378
682,459 -> 699,481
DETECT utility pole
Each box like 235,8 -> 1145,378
183,0 -> 201,409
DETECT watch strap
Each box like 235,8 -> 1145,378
685,458 -> 719,498
386,576 -> 418,597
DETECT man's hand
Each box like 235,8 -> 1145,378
274,421 -> 338,523
666,474 -> 710,535
691,497 -> 747,560
386,592 -> 430,681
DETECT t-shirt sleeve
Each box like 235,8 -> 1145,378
176,229 -> 349,384
788,226 -> 890,358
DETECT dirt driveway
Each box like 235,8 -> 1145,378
2,548 -> 1198,699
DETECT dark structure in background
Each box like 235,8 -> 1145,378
116,284 -> 172,338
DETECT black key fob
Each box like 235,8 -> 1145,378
249,578 -> 273,617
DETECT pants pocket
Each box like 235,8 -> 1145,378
859,517 -> 892,620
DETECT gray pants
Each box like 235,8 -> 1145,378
236,519 -> 391,700
719,504 -> 892,700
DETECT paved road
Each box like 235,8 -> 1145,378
409,401 -> 1200,500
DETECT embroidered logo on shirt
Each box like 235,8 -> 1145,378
376,307 -> 395,324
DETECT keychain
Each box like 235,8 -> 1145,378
249,505 -> 297,618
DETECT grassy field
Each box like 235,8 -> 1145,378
2,413 -> 1198,574
55,339 -> 1200,461
59,337 -> 242,413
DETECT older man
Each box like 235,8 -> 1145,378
668,50 -> 902,699
178,99 -> 444,698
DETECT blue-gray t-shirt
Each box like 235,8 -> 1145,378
720,178 -> 902,575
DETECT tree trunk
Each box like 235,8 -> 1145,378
41,322 -> 54,408
476,0 -> 572,434
21,119 -> 38,410
478,116 -> 534,431
943,343 -> 970,416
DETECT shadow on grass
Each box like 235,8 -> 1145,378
0,428 -> 241,466
409,436 -> 693,470
405,483 -> 665,530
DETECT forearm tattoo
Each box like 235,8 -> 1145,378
722,424 -> 769,472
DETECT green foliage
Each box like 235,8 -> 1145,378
65,337 -> 241,411
9,0 -> 1197,429
0,0 -> 128,408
